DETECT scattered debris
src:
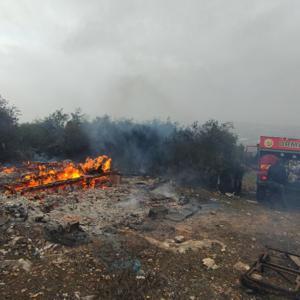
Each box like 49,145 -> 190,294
34,214 -> 49,223
140,234 -> 226,254
289,254 -> 300,268
225,193 -> 235,198
202,258 -> 218,270
251,273 -> 263,281
234,261 -> 250,272
44,221 -> 90,246
110,258 -> 141,273
241,247 -> 300,299
174,235 -> 185,243
246,200 -> 258,204
165,204 -> 200,222
0,175 -> 299,299
0,258 -> 32,272
2,203 -> 28,221
178,196 -> 189,205
210,198 -> 218,202
17,258 -> 32,272
81,296 -> 96,300
148,206 -> 168,219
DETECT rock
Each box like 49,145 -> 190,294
110,258 -> 141,273
178,196 -> 189,205
246,200 -> 258,204
234,261 -> 250,272
34,214 -> 49,223
251,273 -> 263,281
3,203 -> 28,221
30,292 -> 44,298
17,258 -> 32,272
148,206 -> 168,220
225,193 -> 234,198
102,226 -> 118,234
82,296 -> 96,300
0,260 -> 13,269
210,198 -> 218,202
0,258 -> 32,272
202,258 -> 218,270
9,236 -> 23,246
174,235 -> 185,243
0,249 -> 8,255
44,221 -> 90,246
143,236 -> 226,254
165,205 -> 200,222
0,216 -> 9,226
289,255 -> 300,267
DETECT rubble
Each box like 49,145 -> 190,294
34,214 -> 49,223
44,221 -> 90,246
289,254 -> 300,267
0,175 -> 299,299
202,258 -> 218,270
81,296 -> 97,300
0,258 -> 32,272
16,258 -> 32,272
148,206 -> 168,219
1,202 -> 28,221
233,261 -> 250,272
174,235 -> 185,243
140,234 -> 226,254
165,204 -> 200,222
241,247 -> 300,299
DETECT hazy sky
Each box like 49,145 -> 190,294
0,0 -> 299,125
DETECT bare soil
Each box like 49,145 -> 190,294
0,175 -> 299,299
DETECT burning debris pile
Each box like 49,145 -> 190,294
0,155 -> 119,194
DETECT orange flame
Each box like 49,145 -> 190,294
9,155 -> 112,192
1,167 -> 15,174
80,155 -> 112,174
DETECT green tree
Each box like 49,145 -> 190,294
0,96 -> 19,162
41,109 -> 69,157
63,109 -> 90,158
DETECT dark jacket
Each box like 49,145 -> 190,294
268,163 -> 287,184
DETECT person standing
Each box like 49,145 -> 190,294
267,159 -> 288,208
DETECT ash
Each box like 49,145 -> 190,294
1,175 -> 300,299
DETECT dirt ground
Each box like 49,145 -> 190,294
0,175 -> 300,299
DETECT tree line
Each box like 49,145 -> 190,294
0,95 -> 244,190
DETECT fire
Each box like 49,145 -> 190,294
1,167 -> 15,174
19,163 -> 83,190
80,155 -> 112,174
4,155 -> 113,193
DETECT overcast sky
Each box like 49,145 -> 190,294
0,0 -> 299,125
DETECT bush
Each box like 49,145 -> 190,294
18,109 -> 90,160
0,95 -> 19,161
165,120 -> 244,187
0,97 -> 244,191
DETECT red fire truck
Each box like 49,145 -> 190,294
257,136 -> 300,203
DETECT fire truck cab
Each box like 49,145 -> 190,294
257,136 -> 300,203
